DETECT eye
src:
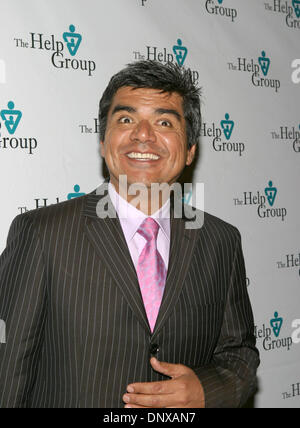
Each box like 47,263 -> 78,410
119,116 -> 133,124
158,119 -> 171,127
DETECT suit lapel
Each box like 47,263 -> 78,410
82,183 -> 201,336
151,202 -> 201,338
83,184 -> 150,332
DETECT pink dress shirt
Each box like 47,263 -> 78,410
108,182 -> 170,271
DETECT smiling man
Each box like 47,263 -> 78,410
101,86 -> 195,189
100,86 -> 195,216
0,60 -> 259,408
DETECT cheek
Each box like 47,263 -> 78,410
160,132 -> 185,153
167,140 -> 188,162
102,132 -> 117,157
105,128 -> 128,151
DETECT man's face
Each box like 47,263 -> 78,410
100,86 -> 196,190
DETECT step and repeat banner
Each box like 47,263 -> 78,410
0,0 -> 299,408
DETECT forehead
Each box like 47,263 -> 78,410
109,86 -> 184,113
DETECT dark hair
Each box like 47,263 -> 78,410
98,60 -> 201,149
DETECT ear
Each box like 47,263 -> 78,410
186,143 -> 196,166
100,140 -> 105,158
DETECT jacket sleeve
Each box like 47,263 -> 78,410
193,230 -> 260,408
0,214 -> 47,407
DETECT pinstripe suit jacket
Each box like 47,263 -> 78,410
0,182 -> 259,408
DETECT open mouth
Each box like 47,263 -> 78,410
126,152 -> 160,161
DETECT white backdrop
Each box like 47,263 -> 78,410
0,0 -> 299,408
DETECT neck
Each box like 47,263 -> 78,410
111,179 -> 171,215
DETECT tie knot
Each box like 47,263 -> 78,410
137,217 -> 160,242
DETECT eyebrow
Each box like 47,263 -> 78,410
154,108 -> 182,122
111,105 -> 182,122
111,105 -> 136,115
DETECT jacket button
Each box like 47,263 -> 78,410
150,343 -> 159,355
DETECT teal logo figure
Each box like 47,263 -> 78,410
264,181 -> 277,206
67,184 -> 86,200
270,312 -> 283,338
292,0 -> 300,18
173,39 -> 188,67
220,113 -> 234,140
182,189 -> 192,205
258,51 -> 270,76
218,0 -> 224,3
0,101 -> 22,134
63,25 -> 82,56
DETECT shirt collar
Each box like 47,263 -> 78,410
108,182 -> 170,242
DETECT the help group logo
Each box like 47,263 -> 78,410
133,38 -> 200,84
233,181 -> 287,221
264,0 -> 300,29
13,25 -> 96,76
17,184 -> 86,214
276,252 -> 300,277
0,101 -> 38,155
204,0 -> 238,22
228,51 -> 280,92
271,125 -> 300,153
255,312 -> 293,352
201,113 -> 245,156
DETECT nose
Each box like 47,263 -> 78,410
130,119 -> 156,144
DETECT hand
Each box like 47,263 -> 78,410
123,357 -> 205,408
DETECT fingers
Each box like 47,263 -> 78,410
150,357 -> 190,378
124,360 -> 200,408
123,377 -> 181,408
123,392 -> 175,408
127,377 -> 177,395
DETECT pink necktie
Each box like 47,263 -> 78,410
136,217 -> 167,333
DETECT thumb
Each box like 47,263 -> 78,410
150,357 -> 187,378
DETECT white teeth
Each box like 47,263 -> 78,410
127,152 -> 160,160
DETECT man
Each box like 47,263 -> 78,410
0,60 -> 259,408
